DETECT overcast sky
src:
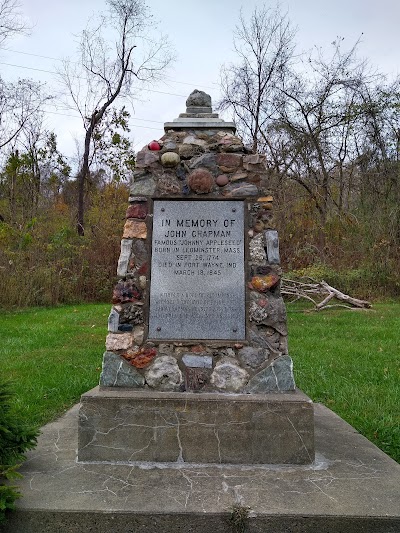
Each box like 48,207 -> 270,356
1,0 -> 399,160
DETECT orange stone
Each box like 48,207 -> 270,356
123,347 -> 157,368
123,220 -> 147,239
258,196 -> 273,203
251,274 -> 280,292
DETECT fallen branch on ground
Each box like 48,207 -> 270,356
281,277 -> 372,311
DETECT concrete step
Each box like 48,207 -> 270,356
1,402 -> 399,533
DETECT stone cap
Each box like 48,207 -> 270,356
164,89 -> 236,133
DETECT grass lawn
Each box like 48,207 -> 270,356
0,302 -> 399,463
0,304 -> 109,426
288,302 -> 400,463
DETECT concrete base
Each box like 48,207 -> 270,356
78,387 -> 315,465
1,402 -> 399,532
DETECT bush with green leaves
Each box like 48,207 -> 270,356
0,380 -> 38,523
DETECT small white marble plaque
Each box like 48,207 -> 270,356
149,200 -> 245,340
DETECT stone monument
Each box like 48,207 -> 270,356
78,90 -> 314,465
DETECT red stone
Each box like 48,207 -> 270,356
188,168 -> 214,194
112,280 -> 142,304
126,203 -> 148,219
216,153 -> 242,169
216,174 -> 229,187
138,262 -> 148,275
148,140 -> 161,151
123,347 -> 157,368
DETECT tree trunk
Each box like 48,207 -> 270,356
77,128 -> 93,236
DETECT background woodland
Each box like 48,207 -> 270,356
1,1 -> 400,308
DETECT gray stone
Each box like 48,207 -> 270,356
130,239 -> 147,267
249,233 -> 267,264
163,141 -> 177,150
245,355 -> 295,393
184,106 -> 213,114
158,343 -> 174,355
157,174 -> 181,195
178,143 -> 203,159
132,325 -> 144,345
279,334 -> 289,354
119,304 -> 144,326
248,327 -> 282,357
135,150 -> 159,168
181,112 -> 216,118
237,346 -> 266,369
248,293 -> 287,332
188,152 -> 217,172
107,308 -> 120,333
224,142 -> 245,152
99,352 -> 145,388
210,357 -> 249,392
186,89 -> 212,108
175,163 -> 187,180
130,177 -> 156,196
222,182 -> 259,197
265,229 -> 280,264
145,355 -> 183,391
131,169 -> 148,179
182,354 -> 213,368
116,239 -> 132,276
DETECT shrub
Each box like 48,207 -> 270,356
0,380 -> 38,523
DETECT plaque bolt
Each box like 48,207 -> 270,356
157,326 -> 161,331
232,208 -> 236,212
233,327 -> 238,332
161,208 -> 165,212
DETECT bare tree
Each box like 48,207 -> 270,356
219,4 -> 295,154
0,0 -> 49,151
0,78 -> 51,150
0,0 -> 28,46
275,40 -> 373,222
59,0 -> 174,236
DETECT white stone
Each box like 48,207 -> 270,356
210,357 -> 249,392
145,355 -> 183,391
182,135 -> 207,147
249,233 -> 267,264
117,239 -> 132,277
105,333 -> 133,351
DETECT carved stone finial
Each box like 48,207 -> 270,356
186,89 -> 212,108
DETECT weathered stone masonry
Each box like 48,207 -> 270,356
100,90 -> 295,394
